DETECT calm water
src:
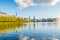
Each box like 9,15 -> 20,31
0,22 -> 60,40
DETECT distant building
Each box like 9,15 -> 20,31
46,18 -> 54,22
41,18 -> 47,22
0,12 -> 7,15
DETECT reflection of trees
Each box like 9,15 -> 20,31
0,22 -> 26,34
42,22 -> 46,26
28,22 -> 35,30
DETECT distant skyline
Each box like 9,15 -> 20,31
0,0 -> 60,19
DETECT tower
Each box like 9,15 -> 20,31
29,16 -> 30,19
33,16 -> 35,22
16,12 -> 17,16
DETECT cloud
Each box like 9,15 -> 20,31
15,0 -> 59,9
38,0 -> 59,6
15,0 -> 34,9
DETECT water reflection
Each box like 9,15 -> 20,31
18,22 -> 60,40
0,22 -> 60,40
33,22 -> 35,29
0,22 -> 26,34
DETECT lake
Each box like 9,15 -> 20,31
0,22 -> 60,40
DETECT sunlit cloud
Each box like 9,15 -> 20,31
15,0 -> 59,9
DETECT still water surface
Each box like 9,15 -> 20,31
0,22 -> 60,40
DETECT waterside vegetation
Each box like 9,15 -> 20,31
0,12 -> 32,22
0,12 -> 32,34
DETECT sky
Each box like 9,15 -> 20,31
0,0 -> 60,19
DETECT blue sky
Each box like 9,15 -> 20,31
0,0 -> 60,19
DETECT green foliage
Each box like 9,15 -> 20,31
0,15 -> 32,22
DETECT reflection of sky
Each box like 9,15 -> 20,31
0,22 -> 60,40
17,22 -> 60,39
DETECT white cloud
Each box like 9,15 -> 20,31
15,0 -> 34,9
38,0 -> 59,6
15,0 -> 59,9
